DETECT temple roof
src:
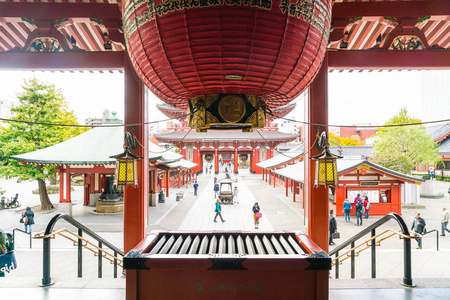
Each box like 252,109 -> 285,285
154,130 -> 298,143
426,122 -> 450,143
274,159 -> 425,184
256,145 -> 304,169
156,103 -> 187,120
12,126 -> 183,165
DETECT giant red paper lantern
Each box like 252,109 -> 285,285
122,0 -> 331,111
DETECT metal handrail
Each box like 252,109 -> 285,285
34,228 -> 123,267
13,228 -> 32,249
422,229 -> 439,251
328,213 -> 414,287
40,213 -> 125,287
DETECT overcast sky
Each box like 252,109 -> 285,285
0,69 -> 448,128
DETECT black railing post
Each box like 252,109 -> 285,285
98,241 -> 103,278
40,236 -> 54,287
78,229 -> 83,278
436,230 -> 439,251
114,251 -> 118,278
13,228 -> 32,249
350,241 -> 355,279
371,229 -> 376,278
402,234 -> 415,287
335,251 -> 339,279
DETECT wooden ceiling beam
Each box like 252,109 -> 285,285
0,51 -> 125,70
332,0 -> 450,20
328,49 -> 450,70
0,3 -> 121,20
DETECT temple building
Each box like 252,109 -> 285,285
154,103 -> 299,174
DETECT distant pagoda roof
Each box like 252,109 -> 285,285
154,130 -> 298,143
267,102 -> 297,122
156,103 -> 187,120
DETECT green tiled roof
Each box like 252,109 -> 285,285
12,126 -> 182,165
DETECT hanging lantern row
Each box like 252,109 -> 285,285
110,130 -> 143,187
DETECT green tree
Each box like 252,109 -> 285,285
370,107 -> 440,174
0,78 -> 87,210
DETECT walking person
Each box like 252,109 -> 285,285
193,181 -> 199,196
213,199 -> 225,223
363,196 -> 370,219
441,207 -> 450,236
355,199 -> 363,226
252,202 -> 262,229
329,210 -> 337,246
411,212 -> 426,249
20,206 -> 35,233
343,199 -> 351,222
214,183 -> 219,198
233,186 -> 239,204
354,194 -> 362,218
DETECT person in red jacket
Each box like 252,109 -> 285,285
363,196 -> 370,219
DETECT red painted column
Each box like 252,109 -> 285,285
178,170 -> 181,187
123,56 -> 149,253
274,171 -> 276,188
234,147 -> 238,174
286,178 -> 289,197
166,171 -> 169,197
305,53 -> 329,252
214,148 -> 219,174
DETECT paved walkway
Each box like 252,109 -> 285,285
1,171 -> 450,299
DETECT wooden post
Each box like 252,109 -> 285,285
304,52 -> 329,252
123,55 -> 149,253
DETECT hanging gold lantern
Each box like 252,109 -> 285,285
310,147 -> 342,187
110,130 -> 143,186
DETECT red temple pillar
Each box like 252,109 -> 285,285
123,56 -> 149,253
305,53 -> 329,252
58,166 -> 72,215
214,148 -> 219,174
166,171 -> 169,197
234,147 -> 238,174
178,170 -> 181,187
198,145 -> 202,173
285,178 -> 288,197
274,171 -> 276,188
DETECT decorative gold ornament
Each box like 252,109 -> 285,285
188,94 -> 267,132
218,95 -> 246,123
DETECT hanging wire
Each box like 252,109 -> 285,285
266,110 -> 450,129
133,128 -> 193,154
0,113 -> 191,128
255,129 -> 319,160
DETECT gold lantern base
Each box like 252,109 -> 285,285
188,94 -> 267,132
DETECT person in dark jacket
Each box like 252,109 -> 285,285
20,206 -> 35,233
214,183 -> 220,198
213,199 -> 225,223
411,212 -> 426,249
193,181 -> 199,196
329,210 -> 337,246
355,199 -> 363,226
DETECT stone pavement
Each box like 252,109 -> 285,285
1,171 -> 450,299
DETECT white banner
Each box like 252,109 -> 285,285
347,190 -> 380,203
